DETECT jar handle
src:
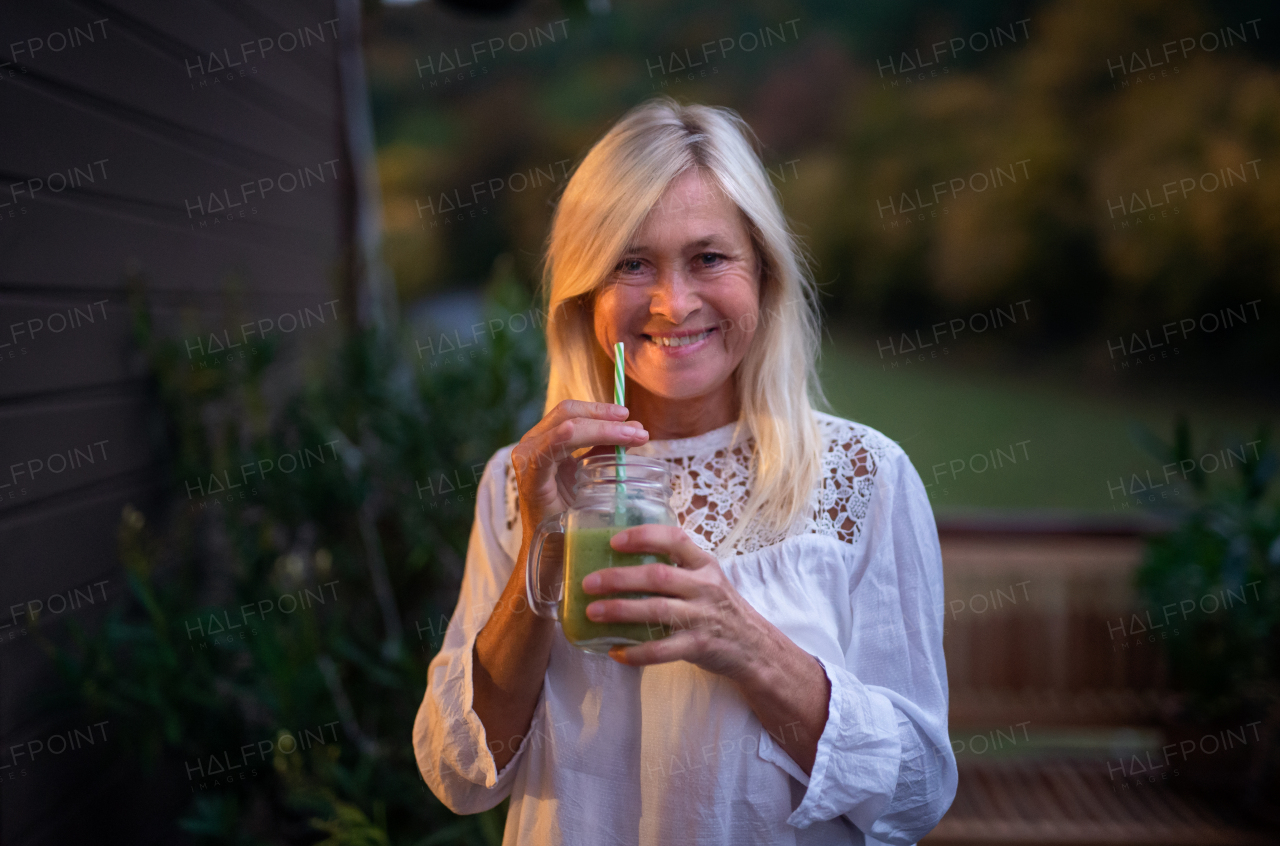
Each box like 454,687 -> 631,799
525,512 -> 567,619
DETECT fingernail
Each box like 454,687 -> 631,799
582,573 -> 600,591
586,602 -> 601,619
610,404 -> 628,418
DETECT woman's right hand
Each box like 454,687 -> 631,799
471,401 -> 645,771
510,400 -> 649,537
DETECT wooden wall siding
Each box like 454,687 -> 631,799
0,0 -> 371,841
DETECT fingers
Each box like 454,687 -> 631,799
511,400 -> 651,531
585,594 -> 699,629
513,412 -> 648,478
582,561 -> 694,598
607,629 -> 702,666
521,419 -> 647,476
525,400 -> 630,439
608,524 -> 713,569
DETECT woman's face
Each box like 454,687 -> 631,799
592,168 -> 760,404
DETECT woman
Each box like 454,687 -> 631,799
414,97 -> 957,845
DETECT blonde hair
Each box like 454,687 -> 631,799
541,96 -> 825,555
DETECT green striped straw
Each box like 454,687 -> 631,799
613,341 -> 626,520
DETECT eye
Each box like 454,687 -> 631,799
696,252 -> 726,267
614,258 -> 644,274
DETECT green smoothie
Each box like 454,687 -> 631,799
561,525 -> 673,652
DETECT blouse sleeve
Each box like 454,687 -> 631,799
757,444 -> 957,844
412,445 -> 537,815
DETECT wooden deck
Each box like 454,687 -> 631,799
926,760 -> 1272,846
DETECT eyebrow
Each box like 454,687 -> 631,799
622,236 -> 727,254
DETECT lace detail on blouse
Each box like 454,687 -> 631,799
500,413 -> 896,557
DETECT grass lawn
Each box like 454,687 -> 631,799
817,332 -> 1277,515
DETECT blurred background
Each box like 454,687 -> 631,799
1,0 -> 1277,843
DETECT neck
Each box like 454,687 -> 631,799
626,377 -> 740,441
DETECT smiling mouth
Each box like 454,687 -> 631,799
643,328 -> 716,348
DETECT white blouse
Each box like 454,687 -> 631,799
414,411 -> 957,845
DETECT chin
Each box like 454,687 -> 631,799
635,375 -> 729,402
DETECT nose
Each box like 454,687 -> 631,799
649,263 -> 701,326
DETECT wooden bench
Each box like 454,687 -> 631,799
922,514 -> 1274,845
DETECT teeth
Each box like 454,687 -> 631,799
653,329 -> 712,348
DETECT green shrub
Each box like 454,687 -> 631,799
50,266 -> 542,845
1134,418 -> 1279,786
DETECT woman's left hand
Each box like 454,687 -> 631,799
585,523 -> 832,774
582,524 -> 776,679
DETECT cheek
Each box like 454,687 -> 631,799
719,287 -> 760,357
593,291 -> 621,346
730,323 -> 757,359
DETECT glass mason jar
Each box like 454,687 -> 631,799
525,454 -> 677,654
